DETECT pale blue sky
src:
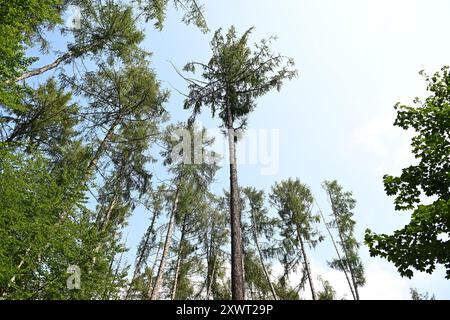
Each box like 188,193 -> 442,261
118,0 -> 450,299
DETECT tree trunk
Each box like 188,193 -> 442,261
204,220 -> 217,300
85,114 -> 123,178
149,188 -> 179,300
3,247 -> 31,295
6,78 -> 126,293
11,34 -> 114,84
14,51 -> 75,83
335,224 -> 360,300
250,208 -> 278,300
316,200 -> 356,300
146,234 -> 164,299
206,253 -> 217,300
348,260 -> 360,299
171,214 -> 188,300
328,195 -> 360,300
12,41 -> 103,84
125,208 -> 159,300
226,106 -> 245,300
297,231 -> 316,300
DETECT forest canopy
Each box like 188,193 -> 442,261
0,0 -> 448,301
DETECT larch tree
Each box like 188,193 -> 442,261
126,186 -> 166,299
182,26 -> 297,299
269,178 -> 323,300
322,180 -> 365,300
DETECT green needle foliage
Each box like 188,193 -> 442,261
365,66 -> 450,279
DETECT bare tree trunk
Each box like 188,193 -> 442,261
226,105 -> 245,300
149,188 -> 179,300
297,231 -> 316,300
250,209 -> 278,300
316,200 -> 356,300
171,214 -> 188,300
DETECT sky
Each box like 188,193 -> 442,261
113,0 -> 450,299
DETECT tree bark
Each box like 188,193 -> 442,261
297,230 -> 316,300
226,105 -> 245,300
149,188 -> 179,300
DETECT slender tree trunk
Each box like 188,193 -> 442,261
337,227 -> 360,300
97,197 -> 117,231
226,105 -> 245,300
103,231 -> 121,300
92,196 -> 122,265
316,200 -> 356,300
250,209 -> 278,300
14,51 -> 74,83
12,41 -> 102,83
348,260 -> 360,299
328,195 -> 360,300
297,231 -> 316,300
335,223 -> 360,300
204,220 -> 217,300
171,214 -> 188,300
146,233 -> 164,299
149,188 -> 179,300
3,247 -> 31,295
85,114 -> 123,178
125,208 -> 159,299
206,253 -> 217,300
8,60 -> 127,285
